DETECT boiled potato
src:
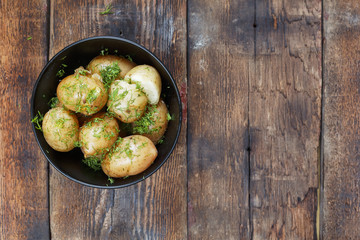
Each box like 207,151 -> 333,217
101,135 -> 158,177
79,113 -> 119,158
132,99 -> 169,144
107,80 -> 148,123
124,65 -> 161,105
57,72 -> 108,115
87,55 -> 137,80
42,107 -> 79,152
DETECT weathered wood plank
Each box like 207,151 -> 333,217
0,0 -> 50,239
49,0 -> 187,239
250,0 -> 321,239
187,0 -> 253,239
322,1 -> 360,239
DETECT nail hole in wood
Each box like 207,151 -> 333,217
253,23 -> 257,28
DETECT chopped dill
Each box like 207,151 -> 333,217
158,137 -> 164,144
78,69 -> 88,76
31,111 -> 44,131
74,141 -> 82,148
166,113 -> 173,121
55,118 -> 68,128
48,97 -> 59,108
56,69 -> 65,78
100,4 -> 114,15
125,55 -> 133,62
108,177 -> 115,184
132,105 -> 159,134
100,48 -> 109,56
82,156 -> 102,171
100,63 -> 121,89
86,89 -> 98,104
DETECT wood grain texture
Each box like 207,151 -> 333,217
49,0 -> 187,239
187,0 -> 253,239
250,0 -> 321,239
0,0 -> 50,239
322,1 -> 360,239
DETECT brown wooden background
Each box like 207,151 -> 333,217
0,0 -> 359,239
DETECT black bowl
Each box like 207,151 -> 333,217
31,36 -> 182,188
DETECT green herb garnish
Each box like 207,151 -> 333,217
86,89 -> 98,104
132,105 -> 159,134
100,62 -> 121,89
56,69 -> 65,78
100,4 -> 114,15
82,156 -> 102,171
125,55 -> 133,62
74,141 -> 82,148
78,69 -> 88,76
166,113 -> 173,121
48,97 -> 59,108
26,36 -> 32,40
108,177 -> 115,184
31,111 -> 44,131
55,118 -> 68,128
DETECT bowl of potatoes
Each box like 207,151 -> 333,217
31,36 -> 182,188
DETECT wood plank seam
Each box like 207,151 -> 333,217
249,2 -> 257,239
319,0 -> 325,239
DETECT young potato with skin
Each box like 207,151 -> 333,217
132,99 -> 169,144
107,80 -> 148,123
87,55 -> 136,79
79,113 -> 119,158
42,107 -> 79,152
102,135 -> 158,178
57,72 -> 108,116
124,65 -> 162,105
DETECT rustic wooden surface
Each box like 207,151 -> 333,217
322,0 -> 360,239
2,0 -> 360,239
187,0 -> 252,239
0,1 -> 50,239
250,0 -> 321,239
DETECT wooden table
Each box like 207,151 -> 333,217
1,0 -> 359,239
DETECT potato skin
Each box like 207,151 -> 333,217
107,80 -> 148,123
42,107 -> 79,152
132,99 -> 169,144
124,65 -> 161,105
79,113 -> 119,158
87,55 -> 136,79
101,135 -> 158,177
57,73 -> 108,115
